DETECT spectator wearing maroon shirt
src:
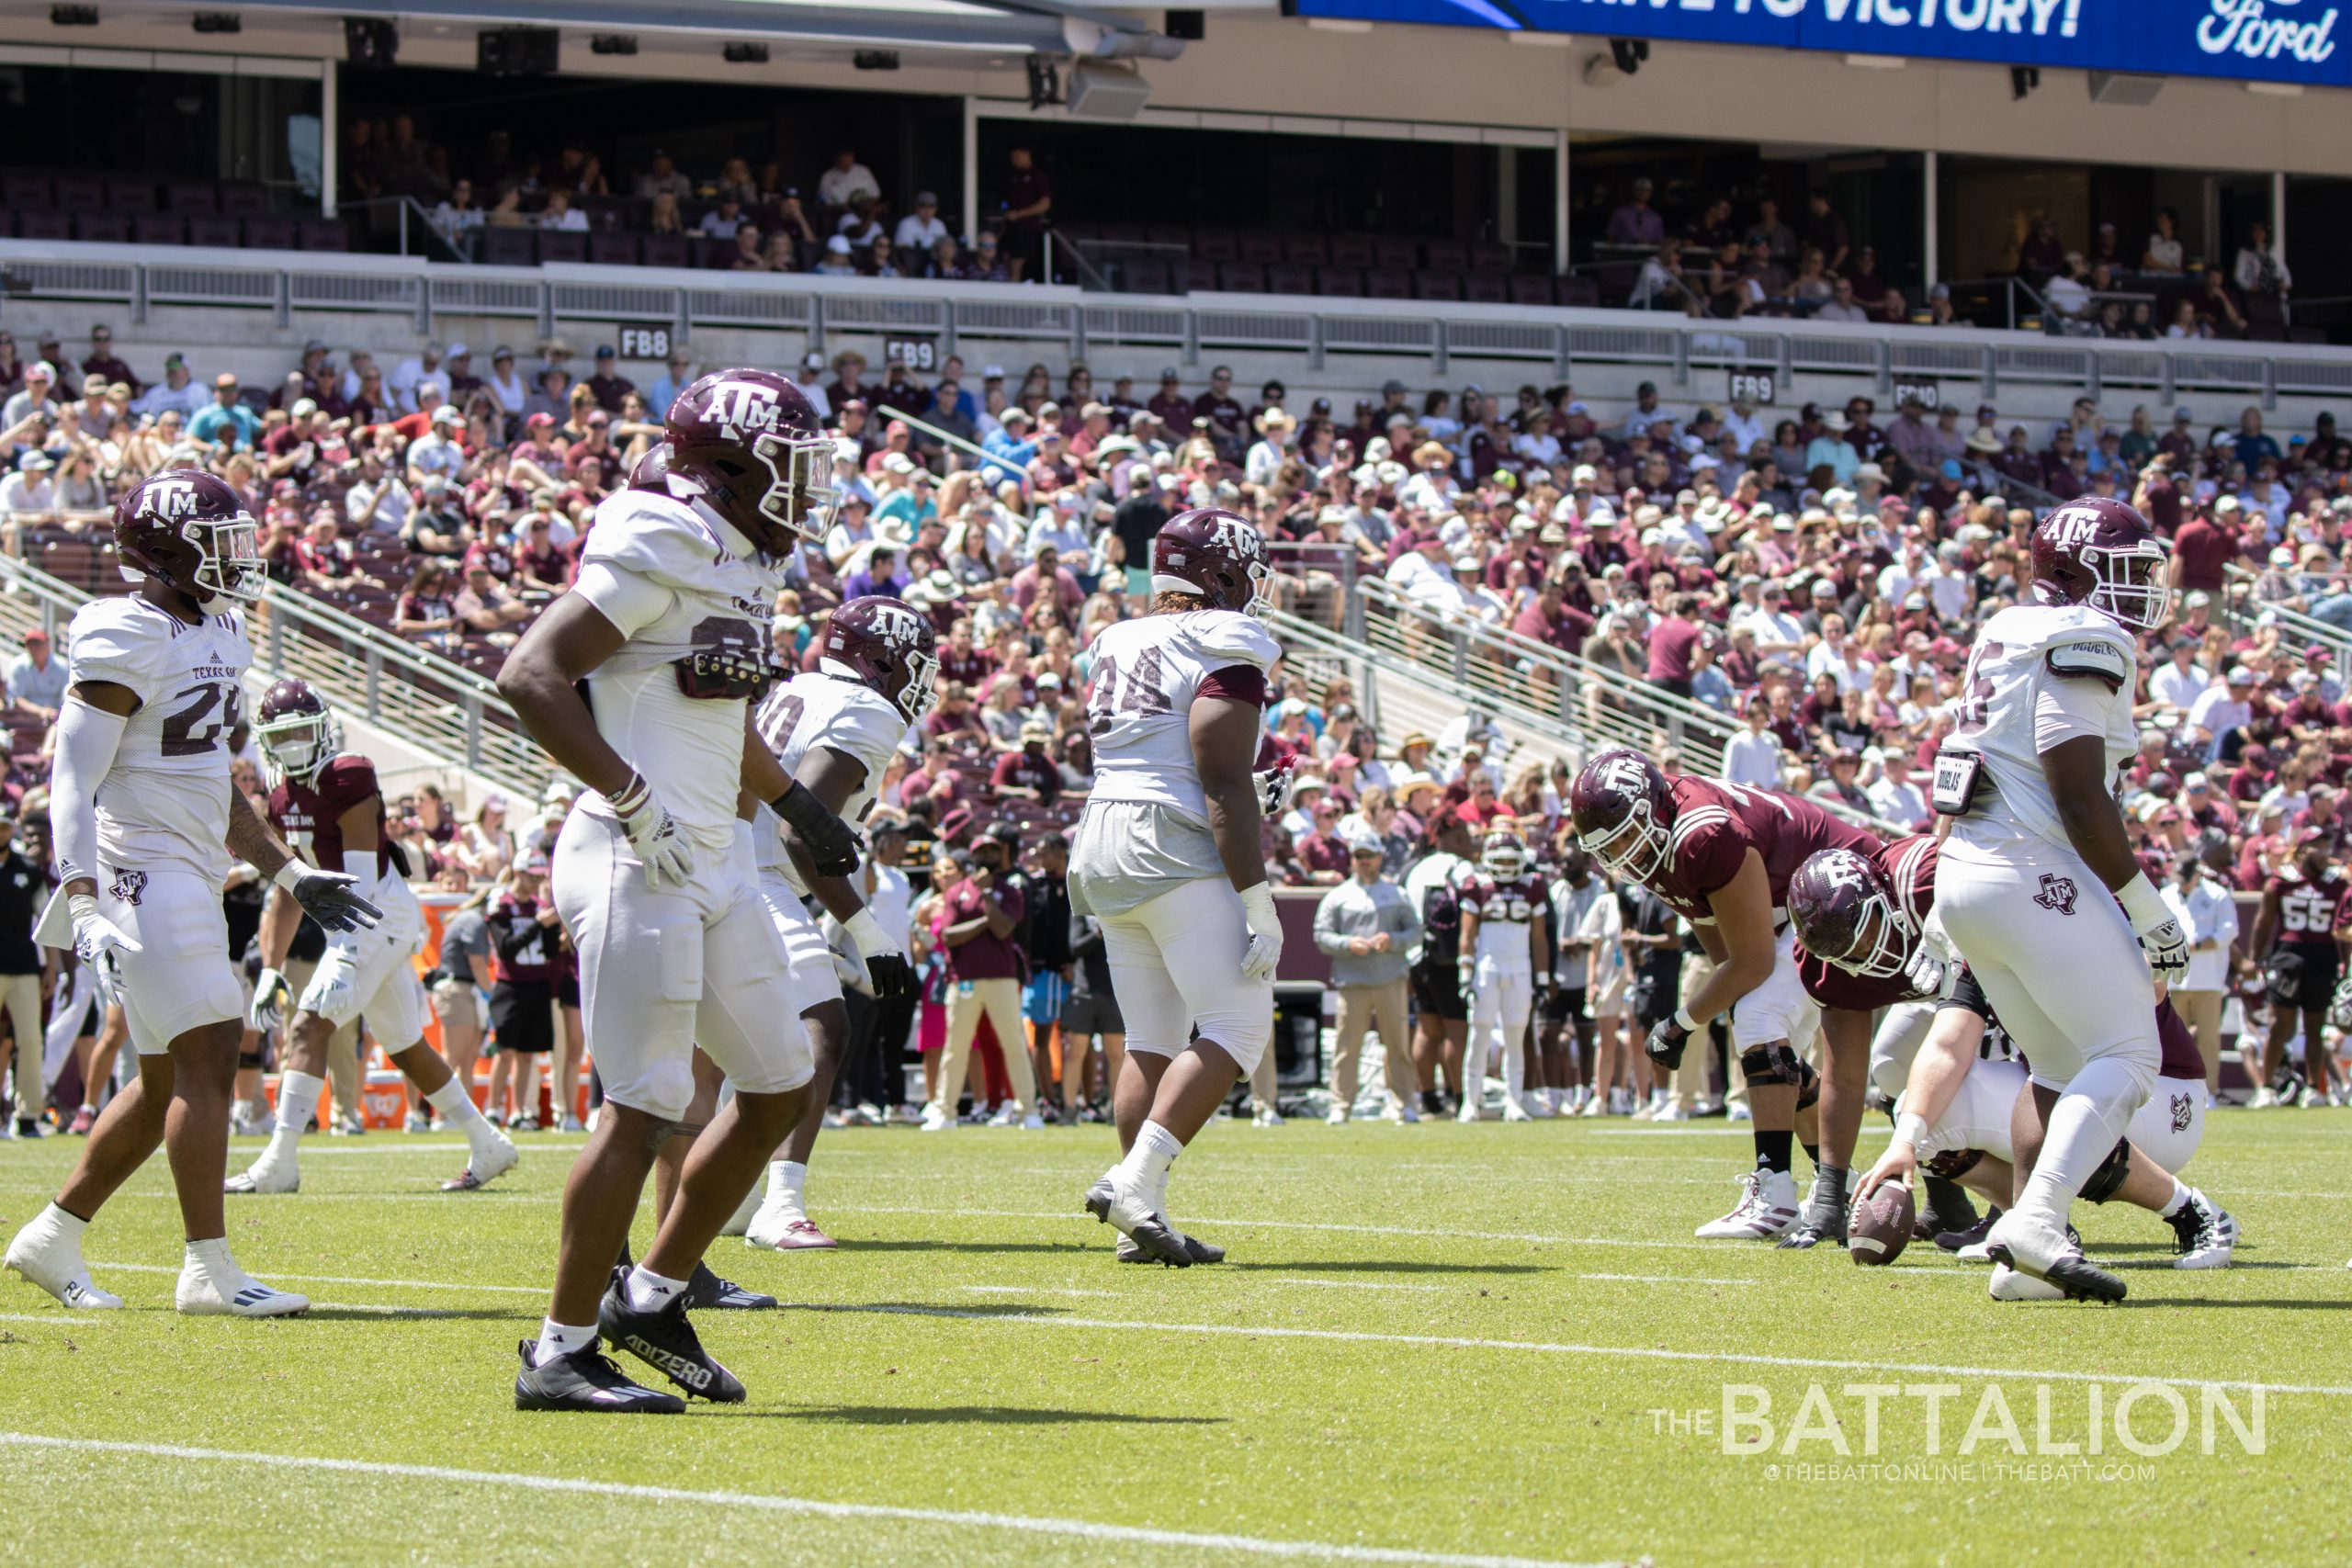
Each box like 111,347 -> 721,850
1191,365 -> 1248,463
1645,593 -> 1702,699
1010,544 -> 1083,615
2170,504 -> 2241,595
1510,578 -> 1596,655
989,720 -> 1061,806
1295,799 -> 1351,886
923,681 -> 988,747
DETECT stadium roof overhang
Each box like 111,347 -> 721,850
85,0 -> 1179,59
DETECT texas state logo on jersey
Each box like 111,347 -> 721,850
752,670 -> 908,890
1944,602 -> 2138,858
1648,775 -> 1878,924
1085,608 -> 1281,822
1798,834 -> 1939,1011
63,594 -> 251,886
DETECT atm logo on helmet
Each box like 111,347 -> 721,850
2044,505 -> 2107,550
865,602 -> 928,649
139,477 -> 201,523
707,381 -> 783,441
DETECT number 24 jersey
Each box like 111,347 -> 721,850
1085,609 -> 1282,824
62,594 -> 250,886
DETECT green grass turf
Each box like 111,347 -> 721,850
0,1110 -> 2345,1567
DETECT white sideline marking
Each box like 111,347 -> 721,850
0,1433 -> 1604,1568
93,1262 -> 542,1295
962,1284 -> 1120,1299
0,1313 -> 123,1325
834,1204 -> 1782,1253
779,1301 -> 2352,1397
1266,1279 -> 1443,1292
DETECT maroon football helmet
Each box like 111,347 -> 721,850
662,368 -> 833,551
822,595 -> 940,721
1151,507 -> 1272,617
254,677 -> 338,784
113,468 -> 263,607
1568,748 -> 1676,885
2030,497 -> 2172,631
628,441 -> 673,492
1787,848 -> 1911,980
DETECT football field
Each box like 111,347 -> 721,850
0,1111 -> 2343,1567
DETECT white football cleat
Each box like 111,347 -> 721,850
1251,1104 -> 1283,1127
1500,1099 -> 1532,1123
746,1204 -> 837,1251
175,1261 -> 309,1318
458,1129 -> 520,1190
1984,1209 -> 2125,1302
2168,1188 -> 2237,1269
1326,1103 -> 1349,1125
4,1212 -> 123,1309
223,1156 -> 299,1196
2245,1086 -> 2279,1110
1694,1170 -> 1801,1239
1988,1262 -> 2066,1301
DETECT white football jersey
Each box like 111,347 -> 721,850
1943,602 -> 2138,861
751,669 -> 907,893
63,595 -> 249,885
1085,609 -> 1281,823
571,488 -> 783,853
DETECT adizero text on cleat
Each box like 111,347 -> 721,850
514,1339 -> 684,1414
597,1276 -> 746,1401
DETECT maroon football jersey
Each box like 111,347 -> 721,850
266,753 -> 391,881
2154,996 -> 2203,1081
2266,871 -> 2351,952
1797,834 -> 1939,1011
1461,874 -> 1549,935
1646,775 -> 1880,924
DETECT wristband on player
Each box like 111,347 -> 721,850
842,908 -> 894,958
1673,1005 -> 1700,1033
272,860 -> 309,895
1894,1111 -> 1930,1150
2116,871 -> 2169,932
604,772 -> 650,816
67,891 -> 96,926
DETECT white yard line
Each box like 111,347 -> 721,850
92,1262 -> 542,1295
773,1300 -> 2352,1398
0,1433 -> 1604,1568
961,1284 -> 1122,1299
0,1312 -> 122,1325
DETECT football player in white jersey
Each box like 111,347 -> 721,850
726,594 -> 929,1251
1932,496 -> 2190,1302
497,370 -> 859,1413
226,678 -> 517,1196
1073,507 -> 1283,1266
1455,829 -> 1552,1122
5,471 -> 381,1317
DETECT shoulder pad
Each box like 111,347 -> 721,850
63,598 -> 168,696
581,491 -> 725,592
2043,637 -> 2132,692
1182,610 -> 1282,672
317,753 -> 381,807
816,685 -> 910,776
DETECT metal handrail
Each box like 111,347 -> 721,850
2220,560 -> 2352,678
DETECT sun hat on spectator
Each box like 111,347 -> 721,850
18,451 -> 51,472
2226,666 -> 2256,685
826,235 -> 853,255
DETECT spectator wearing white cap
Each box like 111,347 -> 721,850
814,235 -> 859,276
895,191 -> 949,254
790,351 -> 832,421
0,362 -> 59,430
0,451 -> 55,524
406,403 -> 467,483
2188,666 -> 2257,762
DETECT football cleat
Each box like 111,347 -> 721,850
1987,1262 -> 2066,1302
1500,1099 -> 1532,1123
514,1339 -> 684,1415
402,1109 -> 432,1134
685,1261 -> 777,1311
1939,1206 -> 2001,1255
445,1130 -> 521,1192
2167,1189 -> 2238,1269
1984,1211 -> 2124,1303
1917,1177 -> 1978,1242
1117,1231 -> 1225,1265
4,1213 -> 124,1309
175,1264 -> 308,1317
1083,1174 -> 1190,1266
15,1116 -> 47,1140
747,1209 -> 837,1252
1696,1170 -> 1801,1240
1774,1206 -> 1849,1250
65,1107 -> 95,1135
596,1272 -> 746,1402
223,1157 -> 299,1196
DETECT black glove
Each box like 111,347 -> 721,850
865,952 -> 917,1001
771,780 -> 860,878
1645,1015 -> 1690,1071
283,867 -> 384,935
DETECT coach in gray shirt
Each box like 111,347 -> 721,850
1313,840 -> 1420,1122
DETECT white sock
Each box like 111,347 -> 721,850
767,1160 -> 808,1213
624,1264 -> 688,1314
535,1318 -> 595,1362
184,1235 -> 242,1280
2158,1179 -> 2191,1219
2021,1058 -> 2150,1224
40,1201 -> 86,1244
517,1059 -> 541,1120
424,1077 -> 492,1137
269,1072 -> 325,1158
1116,1121 -> 1183,1189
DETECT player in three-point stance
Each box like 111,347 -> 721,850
1928,495 -> 2190,1302
5,470 -> 380,1316
1073,507 -> 1284,1267
225,677 -> 517,1196
499,369 -> 859,1412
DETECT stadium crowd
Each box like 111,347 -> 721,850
2,316 -> 2350,1137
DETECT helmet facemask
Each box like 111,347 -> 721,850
256,706 -> 334,784
1820,890 -> 1913,980
2083,540 -> 2173,632
1580,799 -> 1668,886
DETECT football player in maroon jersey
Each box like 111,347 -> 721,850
228,680 -> 518,1196
2246,829 -> 2352,1107
1569,748 -> 1883,1245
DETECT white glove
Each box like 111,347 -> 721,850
249,965 -> 291,1032
307,953 -> 356,1023
2118,872 -> 2190,985
1252,758 -> 1298,818
68,893 -> 139,1008
1901,945 -> 1949,1000
1239,882 -> 1283,982
607,773 -> 694,887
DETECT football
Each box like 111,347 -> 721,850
1849,1181 -> 1916,1266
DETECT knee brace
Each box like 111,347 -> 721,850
639,1116 -> 708,1155
1794,1058 -> 1820,1114
2079,1136 -> 2133,1204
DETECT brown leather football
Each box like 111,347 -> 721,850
1849,1182 -> 1915,1266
